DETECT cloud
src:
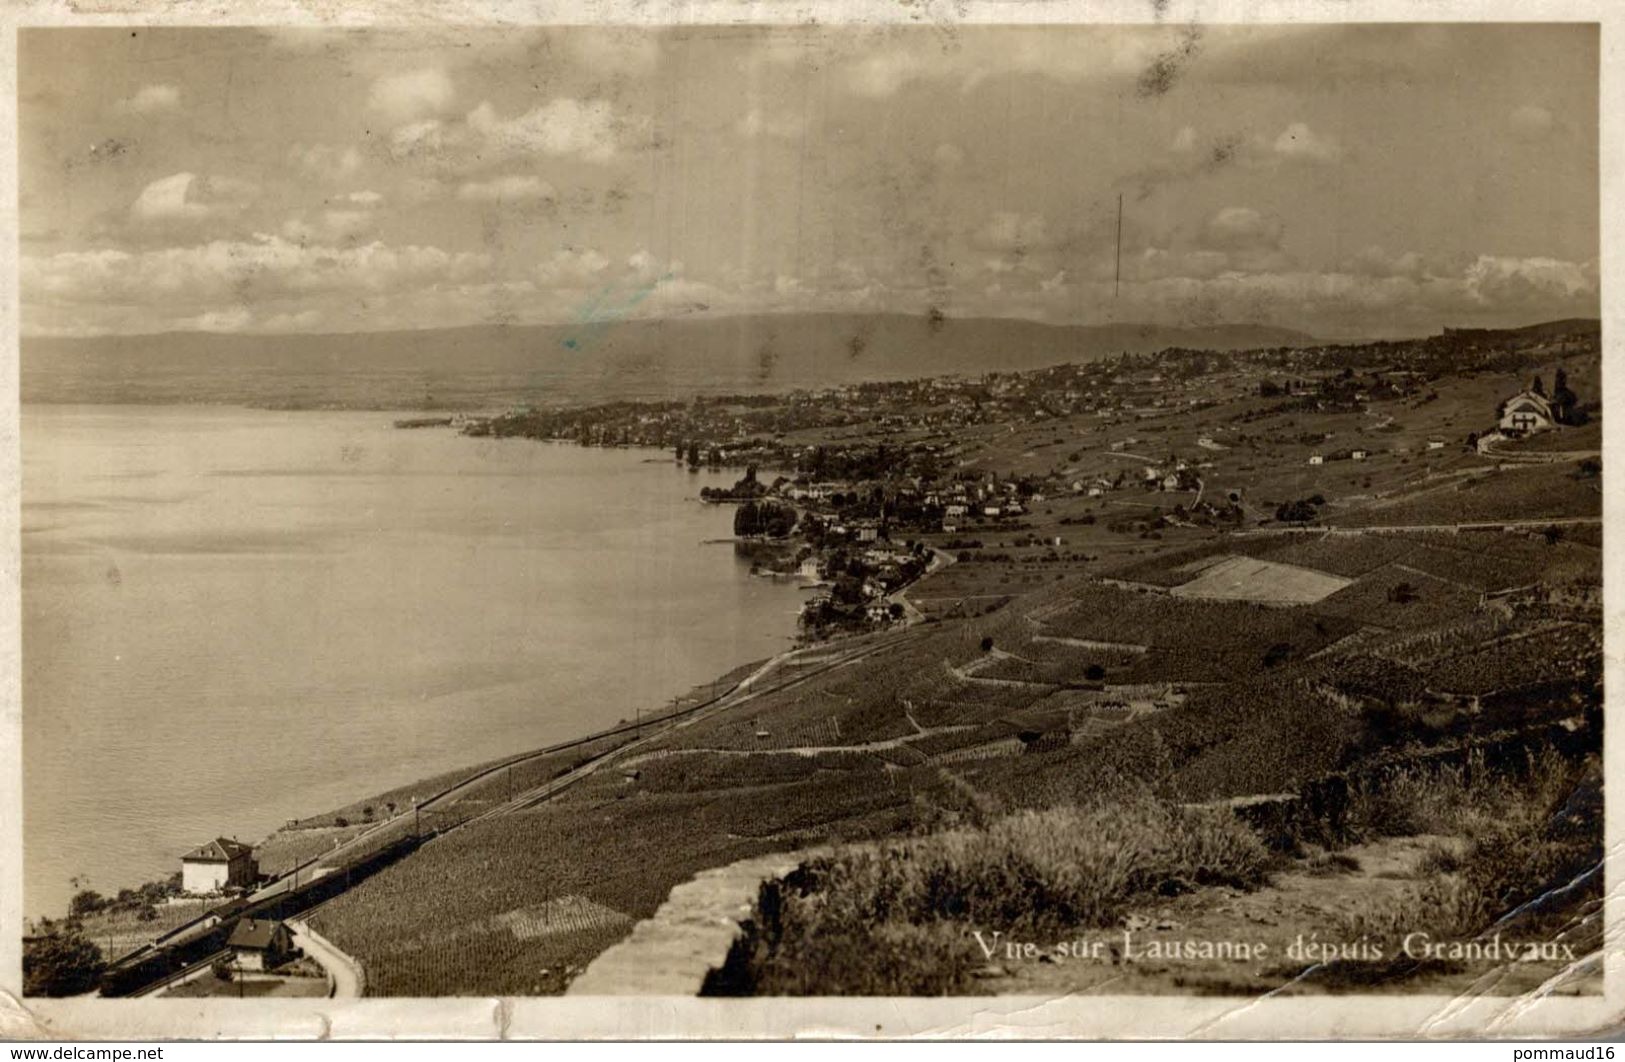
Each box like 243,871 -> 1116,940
1339,245 -> 1427,280
737,107 -> 804,140
455,175 -> 556,202
22,235 -> 493,333
1271,121 -> 1340,162
840,27 -> 1184,98
1508,105 -> 1555,142
130,172 -> 258,224
465,99 -> 624,163
1127,121 -> 1340,200
534,247 -> 611,285
1461,254 -> 1595,306
847,50 -> 934,98
291,144 -> 362,183
115,83 -> 179,115
341,190 -> 383,207
178,306 -> 254,332
1198,206 -> 1283,252
933,143 -> 965,169
368,67 -> 456,123
388,119 -> 446,160
282,209 -> 375,244
969,212 -> 1069,255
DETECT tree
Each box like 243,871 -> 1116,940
23,928 -> 105,997
1532,374 -> 1547,397
1388,582 -> 1418,605
1084,663 -> 1106,682
980,636 -> 994,653
1552,368 -> 1579,424
1275,499 -> 1317,523
68,889 -> 106,919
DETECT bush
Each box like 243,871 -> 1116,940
710,794 -> 1275,994
23,929 -> 105,997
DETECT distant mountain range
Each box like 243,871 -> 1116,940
22,313 -> 1318,410
1441,318 -> 1601,341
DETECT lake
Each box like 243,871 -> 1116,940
21,405 -> 805,918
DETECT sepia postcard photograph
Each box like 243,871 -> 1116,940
2,0 -> 1617,1042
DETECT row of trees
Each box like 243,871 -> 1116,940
734,499 -> 798,539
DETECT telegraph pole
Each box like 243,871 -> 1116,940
1114,192 -> 1124,300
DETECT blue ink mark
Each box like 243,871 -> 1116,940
560,271 -> 674,352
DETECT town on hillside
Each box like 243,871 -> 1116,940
31,316 -> 1602,1001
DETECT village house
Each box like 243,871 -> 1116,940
1351,449 -> 1369,461
1499,390 -> 1557,434
226,918 -> 295,972
181,837 -> 257,895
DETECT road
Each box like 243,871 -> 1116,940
1234,516 -> 1601,537
287,917 -> 363,997
134,600 -> 931,986
471,628 -> 919,819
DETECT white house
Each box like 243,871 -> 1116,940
1351,449 -> 1369,461
1308,454 -> 1324,466
226,918 -> 294,972
181,837 -> 257,894
1426,439 -> 1446,450
1499,390 -> 1557,434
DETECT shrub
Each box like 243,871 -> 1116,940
23,929 -> 105,997
710,794 -> 1275,994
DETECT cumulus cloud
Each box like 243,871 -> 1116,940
1198,206 -> 1283,252
456,175 -> 556,202
1462,254 -> 1595,306
115,83 -> 180,115
131,172 -> 258,224
1509,104 -> 1555,142
1271,121 -> 1341,162
534,247 -> 611,286
341,190 -> 383,206
368,67 -> 456,123
465,99 -> 623,163
291,144 -> 363,183
388,120 -> 446,160
23,235 -> 491,312
282,209 -> 374,244
1126,121 -> 1340,200
970,212 -> 1069,255
1339,245 -> 1427,280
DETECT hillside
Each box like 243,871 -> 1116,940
21,314 -> 1314,410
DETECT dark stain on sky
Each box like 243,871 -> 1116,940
1136,24 -> 1202,98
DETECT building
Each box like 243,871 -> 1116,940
1351,449 -> 1369,461
1426,439 -> 1447,450
226,918 -> 294,972
181,838 -> 257,894
1308,454 -> 1324,466
1499,390 -> 1557,434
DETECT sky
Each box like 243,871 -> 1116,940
18,23 -> 1600,339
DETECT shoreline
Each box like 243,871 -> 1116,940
23,411 -> 804,924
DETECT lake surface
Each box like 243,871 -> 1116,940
22,405 -> 804,918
